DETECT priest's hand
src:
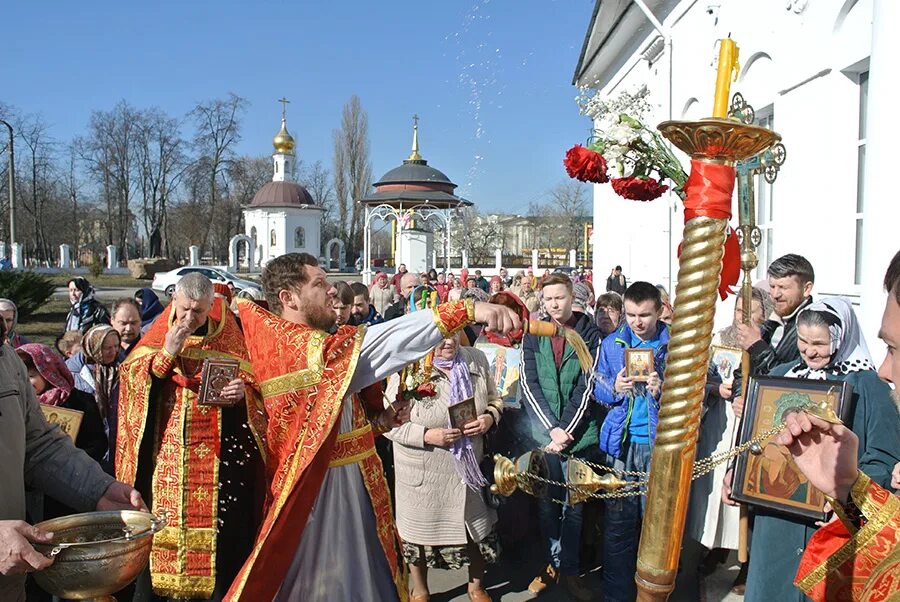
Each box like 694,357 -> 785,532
96,481 -> 147,512
775,412 -> 859,502
220,378 -> 245,404
164,322 -> 194,357
0,521 -> 55,575
473,302 -> 520,335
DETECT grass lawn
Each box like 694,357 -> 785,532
47,273 -> 149,288
18,299 -> 71,347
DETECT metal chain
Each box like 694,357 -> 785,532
516,418 -> 791,502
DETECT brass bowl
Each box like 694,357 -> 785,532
32,510 -> 166,600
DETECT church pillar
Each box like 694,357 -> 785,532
859,0 -> 899,353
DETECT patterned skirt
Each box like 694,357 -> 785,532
401,530 -> 501,571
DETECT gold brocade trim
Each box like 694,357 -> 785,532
259,330 -> 326,397
432,299 -> 475,339
227,327 -> 365,600
795,473 -> 900,592
128,344 -> 253,375
328,448 -> 375,468
154,527 -> 217,551
336,424 -> 372,442
151,573 -> 217,600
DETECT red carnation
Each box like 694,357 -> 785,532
610,176 -> 669,201
564,145 -> 609,183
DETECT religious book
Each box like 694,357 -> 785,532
198,358 -> 241,406
41,405 -> 84,442
448,396 -> 478,430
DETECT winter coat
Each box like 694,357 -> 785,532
744,365 -> 900,602
64,295 -> 110,334
0,342 -> 115,602
594,321 -> 670,459
386,346 -> 503,546
370,283 -> 396,317
520,312 -> 601,455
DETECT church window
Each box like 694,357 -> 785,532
270,230 -> 277,247
294,226 -> 306,248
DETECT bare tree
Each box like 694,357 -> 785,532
189,94 -> 247,257
17,114 -> 56,261
332,96 -> 371,260
451,207 -> 502,265
135,108 -> 186,256
546,180 -> 589,248
300,160 -> 337,243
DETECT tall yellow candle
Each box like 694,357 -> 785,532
712,38 -> 740,118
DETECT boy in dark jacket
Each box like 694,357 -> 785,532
521,273 -> 601,601
593,281 -> 669,602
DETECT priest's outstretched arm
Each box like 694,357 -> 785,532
348,299 -> 518,394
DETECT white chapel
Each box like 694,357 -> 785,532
244,104 -> 322,267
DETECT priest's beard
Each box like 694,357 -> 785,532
890,387 -> 900,412
303,303 -> 337,332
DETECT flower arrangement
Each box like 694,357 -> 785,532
565,86 -> 687,201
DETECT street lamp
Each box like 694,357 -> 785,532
0,119 -> 15,247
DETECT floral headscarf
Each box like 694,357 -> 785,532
17,343 -> 74,407
82,325 -> 120,418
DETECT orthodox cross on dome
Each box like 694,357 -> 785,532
407,113 -> 423,162
279,97 -> 290,121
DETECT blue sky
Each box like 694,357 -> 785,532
2,0 -> 594,212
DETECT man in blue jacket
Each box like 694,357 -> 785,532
521,273 -> 601,601
594,281 -> 670,601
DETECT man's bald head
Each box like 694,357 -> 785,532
400,272 -> 418,299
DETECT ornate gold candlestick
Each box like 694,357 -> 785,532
634,117 -> 779,601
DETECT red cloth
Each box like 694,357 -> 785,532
680,159 -> 740,300
213,283 -> 232,304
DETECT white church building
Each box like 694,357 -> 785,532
574,0 -> 897,349
242,110 -> 323,268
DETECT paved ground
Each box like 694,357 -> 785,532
424,520 -> 744,602
53,286 -> 143,300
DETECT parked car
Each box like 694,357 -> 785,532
151,267 -> 261,297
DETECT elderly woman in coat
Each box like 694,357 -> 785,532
387,334 -> 504,602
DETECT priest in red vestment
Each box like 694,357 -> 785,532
777,412 -> 899,601
117,273 -> 266,600
224,253 -> 520,602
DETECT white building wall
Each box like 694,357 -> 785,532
245,208 -> 323,266
588,0 -> 893,349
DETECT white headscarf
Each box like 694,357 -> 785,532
785,296 -> 874,379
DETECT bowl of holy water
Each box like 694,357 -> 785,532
31,510 -> 166,600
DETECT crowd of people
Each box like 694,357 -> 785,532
1,249 -> 899,602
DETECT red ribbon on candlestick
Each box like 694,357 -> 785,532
678,160 -> 741,299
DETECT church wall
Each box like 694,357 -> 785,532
582,0 -> 890,343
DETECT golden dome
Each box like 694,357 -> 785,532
273,118 -> 296,154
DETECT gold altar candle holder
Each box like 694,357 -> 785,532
634,118 -> 779,601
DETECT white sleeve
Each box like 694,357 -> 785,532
348,310 -> 446,394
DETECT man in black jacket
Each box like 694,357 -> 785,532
737,253 -> 814,376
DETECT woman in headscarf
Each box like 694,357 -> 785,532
386,334 -> 503,602
0,298 -> 30,348
488,276 -> 504,296
370,271 -> 397,316
66,325 -> 123,469
17,343 -> 107,477
733,297 -> 900,602
434,273 -> 450,303
64,277 -> 110,333
134,287 -> 165,331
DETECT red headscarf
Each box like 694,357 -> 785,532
17,343 -> 74,407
